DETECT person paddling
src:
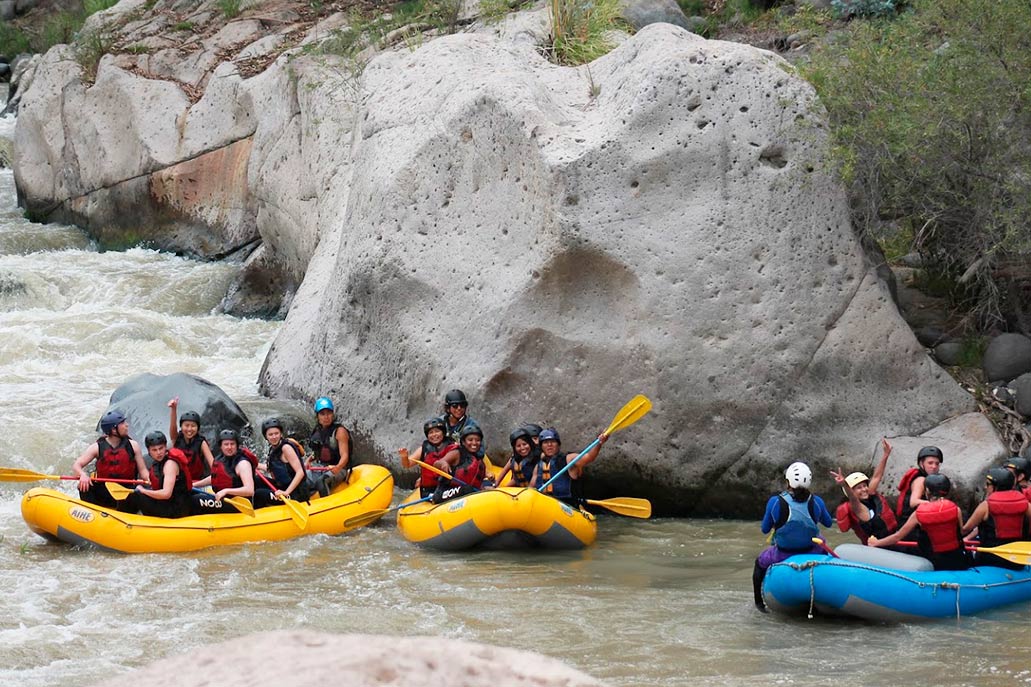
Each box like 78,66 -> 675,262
305,396 -> 352,497
191,429 -> 257,514
167,398 -> 214,483
255,417 -> 310,507
431,424 -> 487,502
831,438 -> 897,545
494,426 -> 540,488
128,431 -> 192,518
71,409 -> 148,511
752,462 -> 833,613
869,474 -> 970,571
530,428 -> 608,506
398,417 -> 458,498
961,468 -> 1031,570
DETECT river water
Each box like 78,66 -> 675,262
0,140 -> 1029,686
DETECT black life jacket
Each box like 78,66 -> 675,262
267,438 -> 310,499
174,432 -> 210,480
309,422 -> 353,466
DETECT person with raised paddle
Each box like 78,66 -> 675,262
431,424 -> 487,503
167,397 -> 214,482
398,417 -> 458,498
254,417 -> 311,507
190,429 -> 257,514
125,431 -> 193,518
752,462 -> 834,613
868,473 -> 971,571
831,438 -> 897,545
71,409 -> 148,511
305,396 -> 353,497
494,426 -> 540,488
961,468 -> 1031,570
440,389 -> 477,445
531,428 -> 608,507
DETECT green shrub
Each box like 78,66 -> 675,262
172,20 -> 195,31
218,0 -> 242,18
0,23 -> 31,56
84,0 -> 119,15
956,335 -> 988,368
830,0 -> 899,18
803,0 -> 1031,331
549,0 -> 624,65
39,11 -> 85,51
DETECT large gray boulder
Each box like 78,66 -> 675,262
983,332 -> 1031,383
258,25 -> 974,515
90,630 -> 608,687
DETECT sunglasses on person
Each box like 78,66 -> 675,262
447,402 -> 467,409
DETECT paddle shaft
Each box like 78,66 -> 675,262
539,437 -> 600,492
343,495 -> 434,528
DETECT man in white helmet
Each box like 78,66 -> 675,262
752,462 -> 833,612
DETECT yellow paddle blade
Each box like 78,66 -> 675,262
975,542 -> 1031,566
603,395 -> 652,436
105,482 -> 134,500
0,467 -> 63,482
584,497 -> 651,519
224,496 -> 255,517
344,508 -> 389,529
277,492 -> 309,530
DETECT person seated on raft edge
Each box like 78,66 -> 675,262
72,409 -> 149,512
440,389 -> 478,446
399,417 -> 458,498
125,431 -> 193,519
961,467 -> 1031,571
190,429 -> 257,514
1002,456 -> 1031,502
530,427 -> 608,507
254,417 -> 312,508
167,397 -> 214,483
830,438 -> 898,546
305,396 -> 353,498
752,462 -> 833,614
431,424 -> 489,503
868,473 -> 971,571
494,426 -> 541,488
895,445 -> 944,535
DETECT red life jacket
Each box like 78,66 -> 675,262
985,490 -> 1028,542
1021,484 -> 1031,503
96,437 -> 138,480
835,492 -> 898,544
896,467 -> 925,518
148,448 -> 193,492
452,452 -> 485,489
418,441 -> 458,490
915,500 -> 961,553
210,448 -> 259,492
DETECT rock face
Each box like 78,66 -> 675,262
983,333 -> 1031,383
256,25 -> 974,515
89,630 -> 609,687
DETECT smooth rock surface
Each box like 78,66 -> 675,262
1011,373 -> 1031,418
88,630 -> 609,687
983,333 -> 1031,383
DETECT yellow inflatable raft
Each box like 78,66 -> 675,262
20,464 -> 394,553
396,486 -> 597,550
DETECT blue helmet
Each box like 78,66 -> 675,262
539,428 -> 560,444
100,410 -> 126,435
314,397 -> 334,413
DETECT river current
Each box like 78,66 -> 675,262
0,134 -> 1029,686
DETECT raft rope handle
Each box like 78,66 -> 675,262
807,565 -> 816,620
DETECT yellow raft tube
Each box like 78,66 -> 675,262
396,486 -> 597,550
20,464 -> 393,553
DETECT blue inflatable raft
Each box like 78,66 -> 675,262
763,544 -> 1031,621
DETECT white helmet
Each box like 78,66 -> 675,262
785,462 -> 812,489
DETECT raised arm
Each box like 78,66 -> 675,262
868,437 -> 891,493
167,397 -> 180,444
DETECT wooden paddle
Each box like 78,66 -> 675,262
104,483 -> 256,517
539,394 -> 652,492
343,495 -> 434,529
255,471 -> 308,529
0,467 -> 145,484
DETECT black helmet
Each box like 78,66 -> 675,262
460,424 -> 483,440
261,417 -> 283,436
218,429 -> 240,444
987,467 -> 1015,491
1003,456 -> 1030,477
509,427 -> 533,448
100,410 -> 126,435
423,417 -> 447,437
917,446 -> 944,463
179,411 -> 201,426
144,430 -> 167,448
522,423 -> 543,439
924,473 -> 951,496
444,389 -> 468,407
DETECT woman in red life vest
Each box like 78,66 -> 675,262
831,438 -> 897,544
896,445 -> 944,522
129,431 -> 192,518
71,409 -> 148,511
167,397 -> 215,482
962,467 -> 1031,570
191,429 -> 257,514
398,417 -> 458,498
869,473 -> 970,570
432,424 -> 488,503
